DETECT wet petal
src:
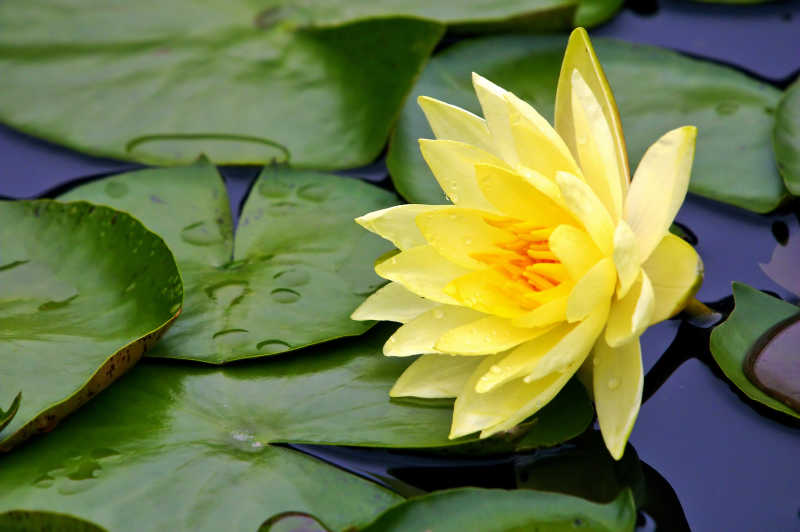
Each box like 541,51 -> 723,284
643,234 -> 703,324
356,204 -> 451,250
436,315 -> 554,355
605,270 -> 655,347
375,245 -> 472,305
512,296 -> 568,328
593,337 -> 643,460
549,224 -> 604,280
566,257 -> 616,323
472,73 -> 518,166
418,95 -> 496,154
445,269 -> 531,318
625,126 -> 697,263
384,305 -> 484,356
390,354 -> 485,398
613,220 -> 640,299
351,282 -> 438,323
555,171 -> 614,255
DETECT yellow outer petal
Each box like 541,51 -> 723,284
555,171 -> 614,255
419,139 -> 505,211
444,269 -> 531,318
390,354 -> 485,398
643,233 -> 703,324
605,270 -> 655,348
474,164 -> 574,226
548,224 -> 604,282
435,316 -> 554,356
351,282 -> 438,323
555,28 -> 629,196
416,207 -> 514,269
375,245 -> 471,305
566,257 -> 616,323
356,204 -> 451,250
592,337 -> 643,460
569,68 -> 624,222
384,305 -> 484,357
625,126 -> 697,263
418,95 -> 496,154
472,73 -> 518,166
613,220 -> 640,299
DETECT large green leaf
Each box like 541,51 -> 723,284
0,511 -> 106,532
774,77 -> 800,195
0,3 -> 443,167
0,325 -> 592,531
0,200 -> 182,451
353,487 -> 636,532
709,283 -> 800,419
388,35 -> 786,213
62,163 -> 398,363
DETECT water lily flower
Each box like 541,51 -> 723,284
352,28 -> 702,459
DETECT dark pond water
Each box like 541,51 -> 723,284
1,1 -> 800,531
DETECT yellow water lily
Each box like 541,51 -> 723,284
352,28 -> 702,459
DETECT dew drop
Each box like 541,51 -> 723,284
257,339 -> 291,354
489,365 -> 502,374
464,238 -> 473,245
104,181 -> 128,198
204,280 -> 248,308
607,377 -> 620,390
271,288 -> 300,304
212,329 -> 249,346
433,308 -> 445,319
258,179 -> 292,198
273,269 -> 310,287
180,221 -> 224,246
593,357 -> 600,367
715,101 -> 739,115
297,183 -> 330,202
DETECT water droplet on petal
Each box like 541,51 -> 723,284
433,308 -> 444,319
607,377 -> 620,390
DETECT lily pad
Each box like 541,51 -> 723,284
0,200 -> 182,450
0,393 -> 21,434
0,4 -> 443,167
0,325 -> 592,531
61,163 -> 397,363
709,283 -> 800,418
0,511 -> 106,532
388,35 -> 785,213
774,77 -> 800,195
354,487 -> 636,532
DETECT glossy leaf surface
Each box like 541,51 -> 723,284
0,200 -> 182,450
709,283 -> 800,418
0,511 -> 106,532
388,36 -> 785,212
0,326 -> 591,531
0,3 -> 442,167
774,77 -> 800,195
62,163 -> 397,363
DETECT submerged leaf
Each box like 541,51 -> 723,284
62,163 -> 398,363
389,35 -> 785,212
0,201 -> 182,451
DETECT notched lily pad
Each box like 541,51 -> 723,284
0,511 -> 107,532
774,77 -> 800,196
0,201 -> 182,451
709,283 -> 800,418
62,162 -> 398,363
388,35 -> 785,212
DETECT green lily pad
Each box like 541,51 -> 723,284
709,283 -> 800,419
0,4 -> 443,167
0,200 -> 182,451
0,325 -> 592,531
61,162 -> 398,363
353,487 -> 636,532
388,35 -> 785,213
0,393 -> 21,434
774,77 -> 800,195
0,511 -> 106,532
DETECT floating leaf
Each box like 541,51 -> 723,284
760,224 -> 800,297
0,201 -> 182,450
774,77 -> 800,195
0,393 -> 21,434
353,487 -> 636,532
709,283 -> 800,418
0,326 -> 591,531
0,4 -> 443,167
0,511 -> 106,532
62,163 -> 397,363
388,36 -> 785,212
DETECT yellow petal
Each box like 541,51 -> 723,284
416,207 -> 514,269
474,163 -> 574,226
418,95 -> 496,154
511,296 -> 568,328
390,354 -> 485,398
555,28 -> 629,197
569,68 -> 624,222
419,139 -> 506,211
472,73 -> 518,166
504,91 -> 583,180
643,233 -> 703,324
625,126 -> 697,263
356,204 -> 451,250
566,257 -> 616,323
351,282 -> 438,323
555,171 -> 614,255
592,337 -> 643,460
449,354 -> 510,437
605,270 -> 655,348
613,220 -> 640,299
435,316 -> 553,356
548,224 -> 603,281
375,245 -> 471,305
384,305 -> 484,357
445,269 -> 530,318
